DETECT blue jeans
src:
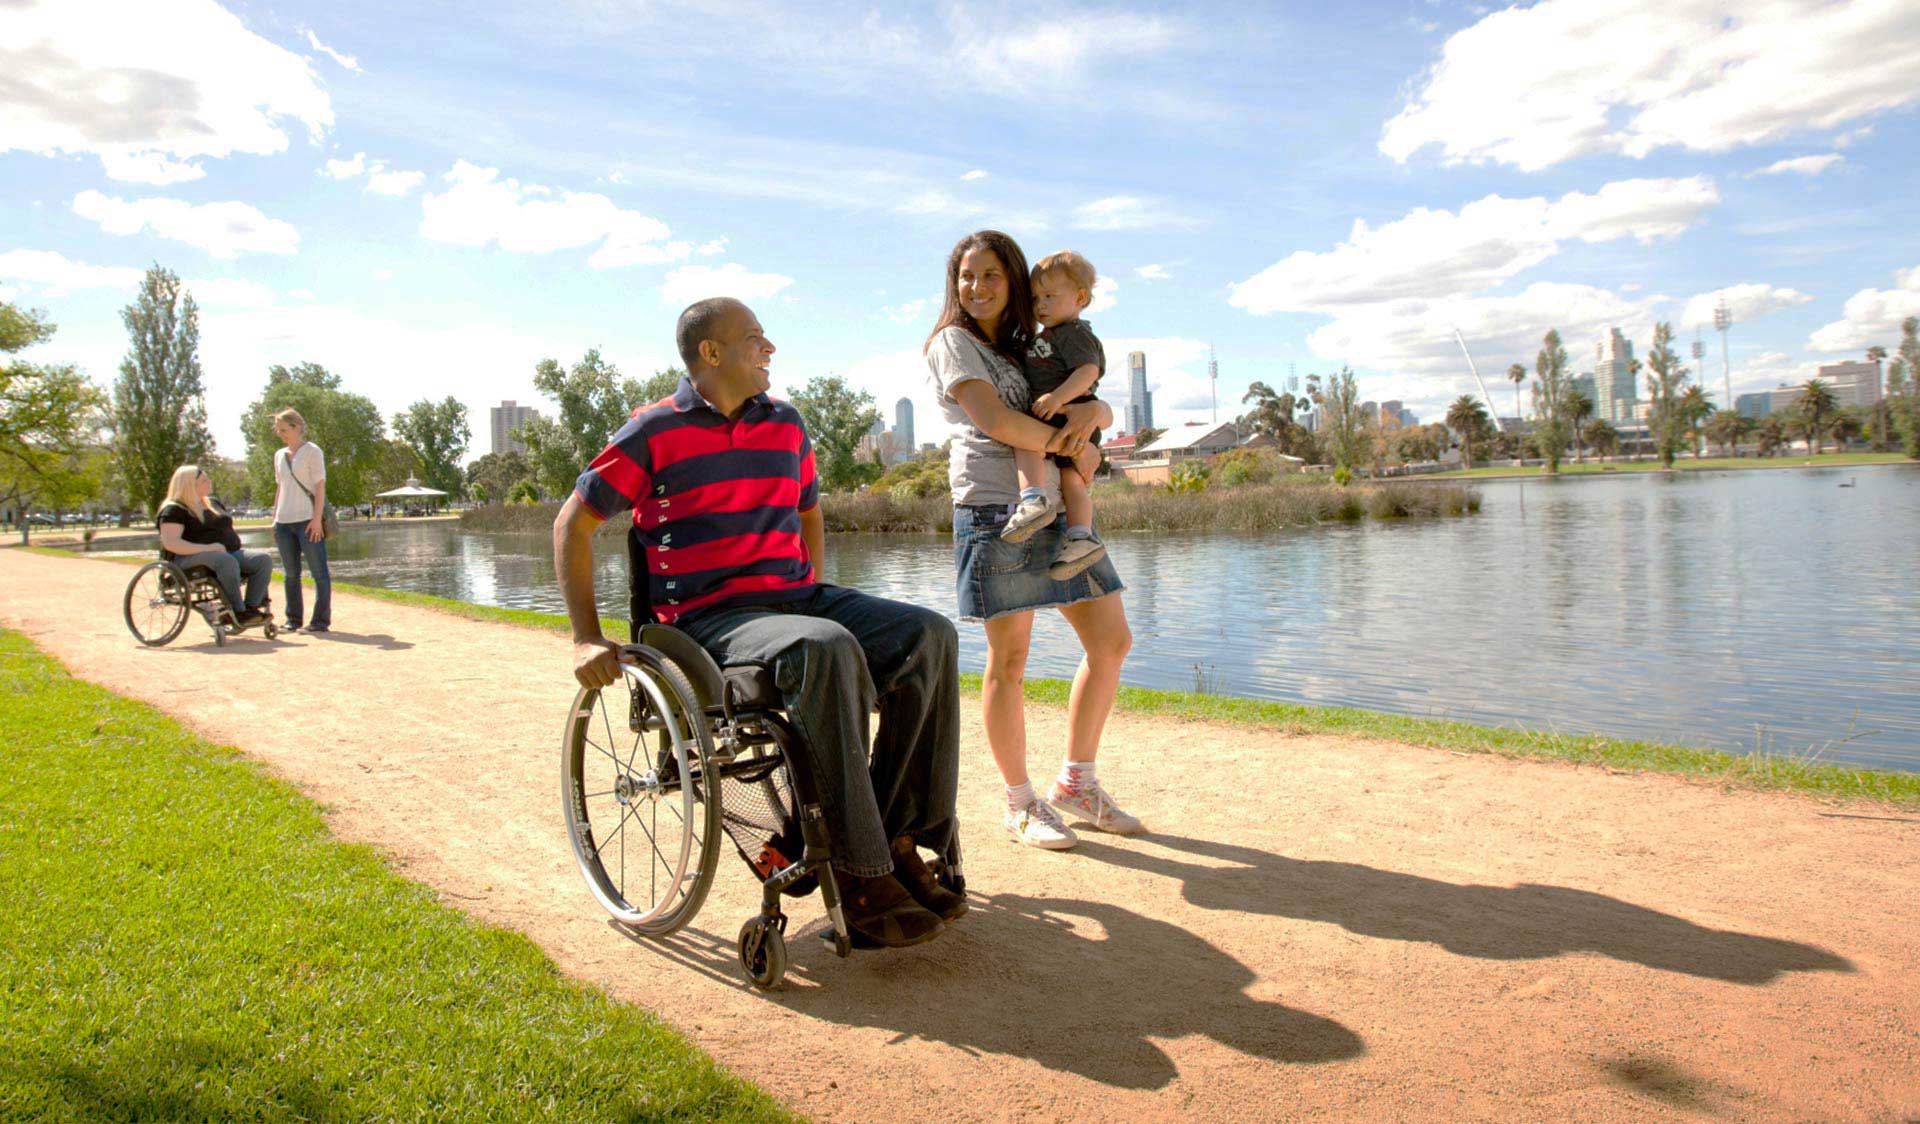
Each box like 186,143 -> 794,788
188,548 -> 273,615
952,503 -> 1125,622
678,584 -> 961,877
273,521 -> 331,629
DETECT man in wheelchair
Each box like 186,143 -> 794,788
553,297 -> 964,950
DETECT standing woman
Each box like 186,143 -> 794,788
270,408 -> 332,633
924,230 -> 1141,851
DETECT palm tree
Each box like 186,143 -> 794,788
1826,409 -> 1862,452
1584,417 -> 1619,460
1445,394 -> 1490,469
1755,415 -> 1788,457
1565,388 -> 1593,463
1704,408 -> 1748,457
1678,384 -> 1713,458
1797,378 -> 1838,455
1506,363 -> 1527,422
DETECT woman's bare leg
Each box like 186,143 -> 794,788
1056,593 -> 1132,764
982,611 -> 1036,786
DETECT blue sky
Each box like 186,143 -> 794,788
4,0 -> 1918,459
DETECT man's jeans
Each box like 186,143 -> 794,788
273,521 -> 331,629
192,548 -> 272,615
678,585 -> 961,877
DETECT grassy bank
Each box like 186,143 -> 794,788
0,626 -> 796,1123
461,477 -> 1481,536
1430,451 -> 1913,480
31,548 -> 1895,807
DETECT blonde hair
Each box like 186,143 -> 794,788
1032,250 -> 1097,299
272,407 -> 306,431
162,464 -> 207,518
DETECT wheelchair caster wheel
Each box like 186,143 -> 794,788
738,915 -> 788,990
264,622 -> 278,640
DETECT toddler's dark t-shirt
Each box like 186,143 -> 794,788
1023,318 -> 1105,401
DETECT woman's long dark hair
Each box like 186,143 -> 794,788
923,229 -> 1035,363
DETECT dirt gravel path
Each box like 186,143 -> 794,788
5,547 -> 1916,1124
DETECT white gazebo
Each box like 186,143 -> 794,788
374,476 -> 449,515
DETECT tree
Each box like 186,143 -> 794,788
790,374 -> 882,493
1866,345 -> 1890,449
1677,384 -> 1714,458
1825,407 -> 1862,451
1795,378 -> 1837,455
1703,409 -> 1748,457
1894,317 -> 1920,459
1643,322 -> 1690,469
1134,426 -> 1165,450
1754,415 -> 1789,457
1583,417 -> 1619,460
1239,381 -> 1301,444
1445,395 -> 1491,469
1,301 -> 106,539
517,352 -> 682,499
240,363 -> 387,506
1505,362 -> 1526,422
466,450 -> 536,504
110,266 -> 212,513
1306,368 -> 1366,472
1530,329 -> 1572,473
1565,388 -> 1594,463
393,396 -> 471,496
372,440 -> 424,502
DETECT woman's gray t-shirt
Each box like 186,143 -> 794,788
925,325 -> 1057,507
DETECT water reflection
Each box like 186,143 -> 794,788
98,466 -> 1920,770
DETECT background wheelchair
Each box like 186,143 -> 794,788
122,553 -> 276,647
559,529 -> 963,990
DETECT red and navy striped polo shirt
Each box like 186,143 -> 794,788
574,378 -> 818,625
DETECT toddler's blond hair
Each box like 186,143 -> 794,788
1031,250 -> 1096,301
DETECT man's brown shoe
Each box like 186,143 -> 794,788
892,839 -> 968,921
834,871 -> 943,948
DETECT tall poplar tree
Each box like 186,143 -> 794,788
1643,322 -> 1689,469
1530,329 -> 1572,473
111,266 -> 212,513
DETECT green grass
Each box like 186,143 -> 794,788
20,545 -> 1917,805
0,627 -> 800,1124
1430,451 -> 1913,479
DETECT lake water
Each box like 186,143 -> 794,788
100,466 -> 1920,772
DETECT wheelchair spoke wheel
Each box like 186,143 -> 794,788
561,653 -> 720,935
124,562 -> 190,647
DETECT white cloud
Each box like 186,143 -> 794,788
1086,277 -> 1118,314
1134,264 -> 1170,281
1678,284 -> 1813,328
1070,195 -> 1199,231
420,160 -> 681,269
834,348 -> 953,446
657,263 -> 794,305
1835,125 -> 1875,147
1807,264 -> 1920,352
323,151 -> 426,196
72,190 -> 300,258
880,298 -> 929,324
961,169 -> 988,181
1305,283 -> 1656,379
1755,154 -> 1844,176
696,238 -> 728,256
0,249 -> 274,309
371,268 -> 393,281
1229,177 -> 1717,314
303,29 -> 361,73
1100,336 -> 1215,428
0,0 -> 331,183
1381,0 -> 1920,170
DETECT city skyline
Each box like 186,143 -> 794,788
3,0 -> 1916,459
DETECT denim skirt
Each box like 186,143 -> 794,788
952,503 -> 1126,622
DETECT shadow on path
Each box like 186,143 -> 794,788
1071,833 -> 1851,983
626,891 -> 1363,1089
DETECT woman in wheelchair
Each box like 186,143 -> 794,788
156,464 -> 273,626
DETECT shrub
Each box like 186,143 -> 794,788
1213,447 -> 1279,488
1167,461 -> 1211,493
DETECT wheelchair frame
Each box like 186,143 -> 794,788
123,554 -> 276,648
557,528 -> 962,990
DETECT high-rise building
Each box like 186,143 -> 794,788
1816,360 -> 1882,409
1734,392 -> 1772,419
894,397 -> 914,452
491,400 -> 542,456
1571,373 -> 1596,409
1126,351 -> 1153,433
1593,328 -> 1638,423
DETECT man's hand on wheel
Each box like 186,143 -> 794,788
573,636 -> 635,689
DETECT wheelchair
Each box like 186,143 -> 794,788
122,553 -> 276,647
559,529 -> 964,990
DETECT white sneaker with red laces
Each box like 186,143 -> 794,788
1048,780 -> 1145,834
1005,798 -> 1078,849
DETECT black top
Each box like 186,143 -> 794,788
1022,317 -> 1105,400
157,500 -> 241,555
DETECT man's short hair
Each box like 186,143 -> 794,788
1031,250 -> 1097,297
676,297 -> 746,371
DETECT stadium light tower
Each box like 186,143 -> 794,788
1712,296 -> 1733,410
1208,344 -> 1219,424
1692,334 -> 1706,397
